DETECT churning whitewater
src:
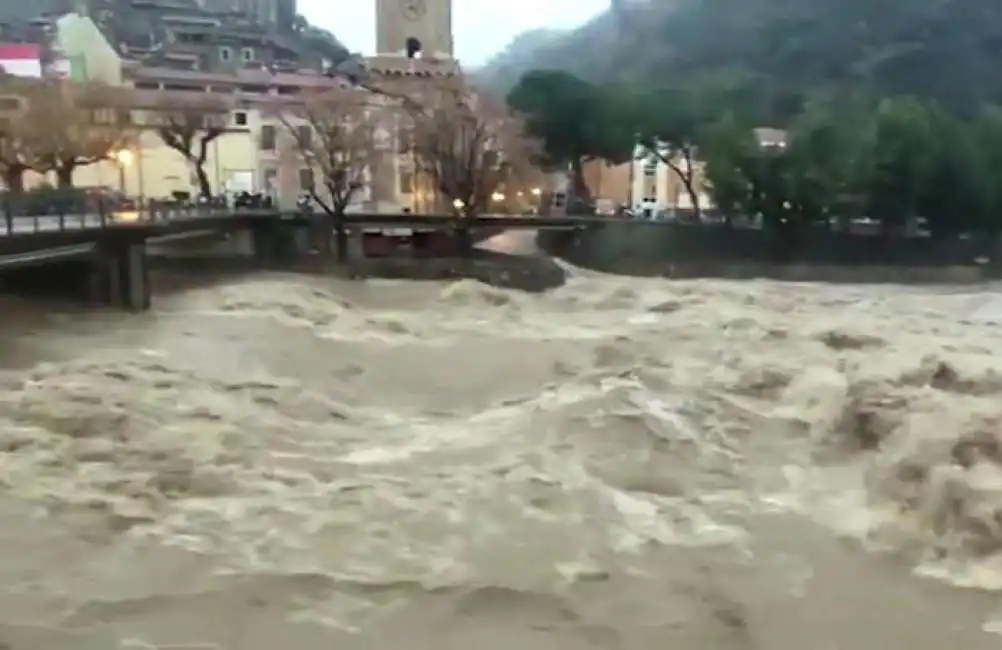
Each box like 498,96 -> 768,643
2,242 -> 1002,648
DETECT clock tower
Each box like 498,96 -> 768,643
376,0 -> 454,60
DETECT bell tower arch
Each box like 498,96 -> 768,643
376,0 -> 454,60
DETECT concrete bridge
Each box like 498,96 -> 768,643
0,206 -> 603,311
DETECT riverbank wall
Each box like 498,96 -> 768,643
537,223 -> 999,283
150,249 -> 566,294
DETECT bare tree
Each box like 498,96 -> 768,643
0,72 -> 38,192
20,80 -> 132,188
148,92 -> 231,199
0,126 -> 32,193
0,101 -> 36,194
275,86 -> 381,262
400,77 -> 536,254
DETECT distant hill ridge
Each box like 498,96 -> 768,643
479,0 -> 1002,118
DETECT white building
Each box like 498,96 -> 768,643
629,143 -> 712,217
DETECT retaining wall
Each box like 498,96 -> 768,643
537,223 -> 998,283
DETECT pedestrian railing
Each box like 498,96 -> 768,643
0,199 -> 280,237
0,201 -> 604,238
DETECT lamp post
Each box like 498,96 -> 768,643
451,197 -> 471,255
491,191 -> 505,214
530,187 -> 543,214
112,149 -> 133,195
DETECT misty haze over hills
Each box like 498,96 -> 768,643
477,0 -> 1002,121
476,5 -> 636,93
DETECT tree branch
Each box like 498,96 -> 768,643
274,87 -> 380,217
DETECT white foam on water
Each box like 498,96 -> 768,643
1,273 -> 1002,647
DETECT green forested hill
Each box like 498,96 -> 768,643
483,0 -> 1002,118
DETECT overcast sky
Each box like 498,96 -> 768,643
299,0 -> 609,65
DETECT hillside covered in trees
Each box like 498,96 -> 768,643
484,0 -> 1002,119
503,0 -> 1002,247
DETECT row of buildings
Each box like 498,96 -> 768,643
0,0 -> 461,210
0,0 -> 296,30
581,127 -> 788,217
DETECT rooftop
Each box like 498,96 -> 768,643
753,127 -> 788,148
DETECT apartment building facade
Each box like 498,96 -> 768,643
42,2 -> 461,210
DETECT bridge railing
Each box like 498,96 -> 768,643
0,194 -> 282,237
0,197 -> 611,237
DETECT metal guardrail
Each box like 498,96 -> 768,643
0,204 -> 258,237
0,206 -> 621,238
0,242 -> 97,268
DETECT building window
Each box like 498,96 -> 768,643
642,176 -> 658,202
405,36 -> 423,59
93,107 -> 117,124
398,168 -> 413,194
642,157 -> 657,178
262,168 -> 278,194
219,46 -> 232,61
233,111 -> 247,126
298,168 -> 314,191
296,125 -> 312,149
259,124 -> 275,150
241,47 -> 255,62
0,96 -> 23,111
641,154 -> 658,202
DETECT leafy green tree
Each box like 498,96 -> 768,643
701,88 -> 1002,252
702,115 -> 800,234
701,114 -> 758,224
507,70 -> 633,202
782,94 -> 873,229
631,84 -> 711,218
752,147 -> 799,230
862,97 -> 936,234
915,107 -> 991,238
971,106 -> 1002,235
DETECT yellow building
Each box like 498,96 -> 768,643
39,0 -> 461,210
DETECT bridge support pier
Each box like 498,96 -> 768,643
85,259 -> 111,306
90,240 -> 150,311
119,242 -> 151,311
250,221 -> 304,264
250,223 -> 279,262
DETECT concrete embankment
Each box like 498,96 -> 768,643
536,223 -> 997,284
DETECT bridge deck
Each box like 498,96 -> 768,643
0,210 -> 600,238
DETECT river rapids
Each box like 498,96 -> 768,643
1,234 -> 1002,648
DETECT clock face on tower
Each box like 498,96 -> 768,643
402,0 -> 427,20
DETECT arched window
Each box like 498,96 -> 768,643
405,37 -> 423,59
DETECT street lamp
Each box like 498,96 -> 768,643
112,149 -> 133,166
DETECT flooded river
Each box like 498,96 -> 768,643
1,237 -> 1002,648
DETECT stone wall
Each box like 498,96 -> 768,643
537,222 -> 997,283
